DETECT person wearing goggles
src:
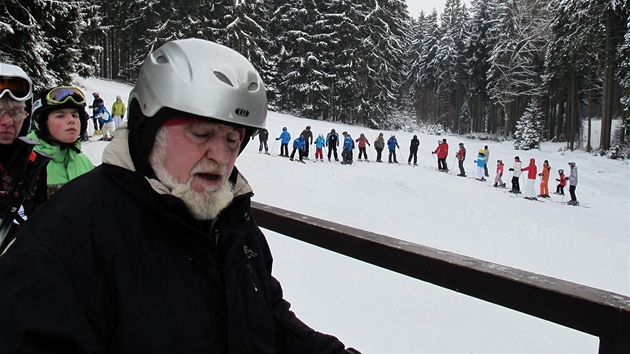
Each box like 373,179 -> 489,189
0,62 -> 48,247
0,63 -> 32,146
0,39 -> 360,354
28,85 -> 94,197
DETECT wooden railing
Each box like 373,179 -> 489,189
251,201 -> 630,354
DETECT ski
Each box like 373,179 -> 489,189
560,201 -> 590,208
509,194 -> 544,202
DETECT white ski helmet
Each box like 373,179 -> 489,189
0,62 -> 33,102
129,38 -> 267,130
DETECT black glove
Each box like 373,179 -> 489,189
345,348 -> 361,354
538,173 -> 542,176
556,178 -> 560,181
509,168 -> 514,171
565,177 -> 569,180
276,138 -> 279,140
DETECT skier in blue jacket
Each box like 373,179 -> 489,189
290,135 -> 306,162
97,102 -> 115,141
473,148 -> 487,181
275,127 -> 291,157
387,134 -> 399,163
341,131 -> 354,165
314,134 -> 325,161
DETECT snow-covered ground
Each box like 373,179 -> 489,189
77,77 -> 629,353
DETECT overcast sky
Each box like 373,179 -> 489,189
406,0 -> 445,16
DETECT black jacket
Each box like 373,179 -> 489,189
0,162 -> 348,353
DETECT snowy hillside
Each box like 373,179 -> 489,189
77,77 -> 629,353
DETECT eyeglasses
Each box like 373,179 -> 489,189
0,108 -> 28,122
0,76 -> 32,102
46,86 -> 86,106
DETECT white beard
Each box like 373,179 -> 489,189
150,129 -> 234,220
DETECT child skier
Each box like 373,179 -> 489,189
355,133 -> 370,161
341,131 -> 354,165
521,158 -> 538,200
508,156 -> 522,194
314,134 -> 325,161
408,135 -> 420,166
473,148 -> 486,181
276,127 -> 291,157
538,160 -> 551,198
555,169 -> 566,195
289,135 -> 306,162
493,160 -> 505,187
567,161 -> 579,205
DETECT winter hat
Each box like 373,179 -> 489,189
559,169 -> 564,174
379,132 -> 383,136
497,159 -> 502,164
530,158 -> 535,163
282,127 -> 287,131
360,133 -> 365,137
413,135 -> 417,139
459,142 -> 464,146
479,148 -> 484,154
568,161 -> 576,167
306,125 -> 311,130
442,138 -> 447,143
31,86 -> 88,145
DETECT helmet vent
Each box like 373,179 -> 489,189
247,82 -> 258,91
213,71 -> 233,87
155,55 -> 169,64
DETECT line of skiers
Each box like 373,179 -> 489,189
260,126 -> 581,206
502,156 -> 579,205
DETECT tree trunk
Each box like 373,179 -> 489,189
600,9 -> 616,151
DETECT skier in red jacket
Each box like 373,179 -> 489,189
555,169 -> 566,195
432,138 -> 449,171
521,158 -> 538,200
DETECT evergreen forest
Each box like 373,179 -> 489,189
1,0 -> 629,155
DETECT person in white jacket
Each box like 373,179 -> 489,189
567,161 -> 579,205
508,156 -> 523,194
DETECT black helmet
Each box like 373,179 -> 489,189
31,86 -> 88,144
306,125 -> 311,130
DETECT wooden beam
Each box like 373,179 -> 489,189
251,201 -> 630,352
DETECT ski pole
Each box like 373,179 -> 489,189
450,157 -> 456,175
398,147 -> 404,164
270,139 -> 277,155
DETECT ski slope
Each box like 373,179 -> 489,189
77,77 -> 629,353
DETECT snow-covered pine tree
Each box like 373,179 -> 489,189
513,98 -> 544,150
459,100 -> 472,134
411,9 -> 440,125
464,0 -> 495,133
434,0 -> 469,134
0,0 -> 100,89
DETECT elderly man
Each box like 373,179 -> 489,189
0,39 -> 358,353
